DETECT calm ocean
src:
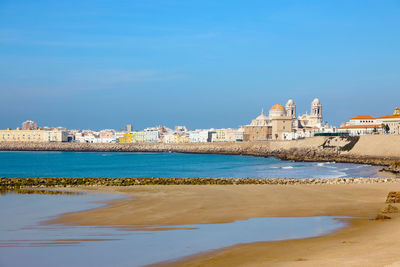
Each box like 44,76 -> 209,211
0,151 -> 379,178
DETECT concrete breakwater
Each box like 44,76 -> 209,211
1,136 -> 400,167
1,177 -> 400,188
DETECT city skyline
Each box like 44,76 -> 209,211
1,1 -> 399,130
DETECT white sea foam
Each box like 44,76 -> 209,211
282,166 -> 294,169
318,170 -> 347,178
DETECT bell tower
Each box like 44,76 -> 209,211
285,99 -> 296,119
311,98 -> 322,124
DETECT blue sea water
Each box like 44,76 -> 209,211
0,151 -> 380,178
0,191 -> 349,267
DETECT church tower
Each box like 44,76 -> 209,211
285,99 -> 298,129
285,99 -> 296,119
311,98 -> 323,124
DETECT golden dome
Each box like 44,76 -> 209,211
270,104 -> 285,111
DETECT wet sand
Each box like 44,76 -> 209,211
47,183 -> 400,266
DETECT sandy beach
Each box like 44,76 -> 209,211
45,182 -> 400,266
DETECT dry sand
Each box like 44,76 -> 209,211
47,183 -> 400,266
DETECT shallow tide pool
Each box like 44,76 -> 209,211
0,190 -> 349,267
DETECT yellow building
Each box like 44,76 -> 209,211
0,130 -> 67,142
215,129 -> 226,142
174,134 -> 189,143
118,133 -> 137,143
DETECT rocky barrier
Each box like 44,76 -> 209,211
0,137 -> 400,167
1,177 -> 400,188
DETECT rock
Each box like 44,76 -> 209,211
380,204 -> 399,213
374,214 -> 391,220
384,162 -> 400,173
386,192 -> 400,203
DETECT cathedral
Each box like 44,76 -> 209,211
244,98 -> 324,141
250,98 -> 323,130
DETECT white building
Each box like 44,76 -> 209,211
74,131 -> 99,143
145,128 -> 160,143
339,107 -> 400,135
377,107 -> 400,134
188,130 -> 215,143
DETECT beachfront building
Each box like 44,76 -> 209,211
74,131 -> 99,143
145,128 -> 160,143
214,128 -> 244,142
339,107 -> 400,135
338,124 -> 383,135
338,115 -> 382,135
135,131 -> 146,143
187,129 -> 214,143
215,129 -> 227,142
377,107 -> 400,134
188,131 -> 201,143
236,127 -> 244,141
0,129 -> 67,142
162,133 -> 175,143
99,129 -> 116,143
175,134 -> 189,143
118,133 -> 137,143
22,120 -> 38,130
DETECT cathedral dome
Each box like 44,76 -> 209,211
269,104 -> 286,117
270,104 -> 285,111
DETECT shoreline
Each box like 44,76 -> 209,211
37,183 -> 400,266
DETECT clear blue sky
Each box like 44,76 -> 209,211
0,0 -> 399,130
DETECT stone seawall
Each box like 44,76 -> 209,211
1,177 -> 399,188
0,135 -> 400,167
